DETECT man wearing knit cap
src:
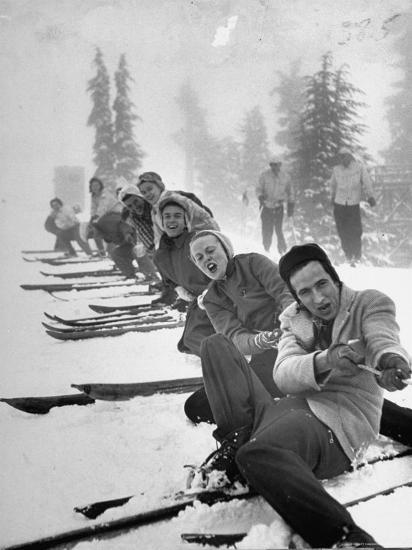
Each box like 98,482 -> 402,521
189,242 -> 411,548
329,147 -> 376,265
256,156 -> 295,254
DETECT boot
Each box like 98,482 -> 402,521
336,525 -> 382,548
187,426 -> 251,490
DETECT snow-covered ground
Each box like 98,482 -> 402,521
1,236 -> 412,549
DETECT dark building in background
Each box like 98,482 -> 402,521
53,166 -> 86,211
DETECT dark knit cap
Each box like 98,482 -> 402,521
278,243 -> 341,299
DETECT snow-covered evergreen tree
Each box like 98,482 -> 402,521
113,54 -> 144,183
239,106 -> 269,198
382,16 -> 412,164
174,81 -> 211,191
87,48 -> 116,188
292,53 -> 368,245
271,60 -> 306,159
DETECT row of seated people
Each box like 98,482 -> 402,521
47,171 -> 412,547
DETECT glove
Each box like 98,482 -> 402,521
133,243 -> 146,257
258,195 -> 265,208
327,343 -> 365,377
254,329 -> 281,350
171,298 -> 189,312
175,286 -> 195,302
367,196 -> 376,207
376,353 -> 411,391
287,202 -> 295,217
197,289 -> 208,311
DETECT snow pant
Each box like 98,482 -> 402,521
59,224 -> 92,256
201,333 -> 359,547
184,347 -> 282,424
177,301 -> 215,357
260,205 -> 286,254
110,243 -> 159,280
333,203 -> 362,261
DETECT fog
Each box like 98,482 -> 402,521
0,0 -> 410,249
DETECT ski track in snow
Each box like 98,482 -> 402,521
0,238 -> 411,548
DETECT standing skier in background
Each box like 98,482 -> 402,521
329,147 -> 376,266
48,198 -> 92,257
190,242 -> 411,548
256,156 -> 295,255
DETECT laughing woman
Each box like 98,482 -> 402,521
186,230 -> 293,423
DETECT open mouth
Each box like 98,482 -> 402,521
318,303 -> 331,313
206,261 -> 217,273
167,223 -> 178,230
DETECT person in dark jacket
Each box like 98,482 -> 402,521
186,230 -> 293,423
154,196 -> 216,354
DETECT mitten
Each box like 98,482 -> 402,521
376,353 -> 411,391
367,196 -> 376,207
254,329 -> 281,350
327,343 -> 364,377
175,286 -> 195,302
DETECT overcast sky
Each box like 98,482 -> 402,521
0,0 -> 410,247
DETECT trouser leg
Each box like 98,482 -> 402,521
58,230 -> 77,255
135,253 -> 159,279
236,398 -> 354,548
72,225 -> 93,255
110,242 -> 136,278
334,204 -> 351,260
260,207 -> 275,252
273,205 -> 286,254
184,347 -> 282,425
201,334 -> 274,438
380,398 -> 412,447
346,204 -> 362,260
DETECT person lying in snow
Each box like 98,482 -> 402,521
186,229 -> 293,422
187,233 -> 412,446
136,171 -> 219,247
153,195 -> 216,355
188,242 -> 411,547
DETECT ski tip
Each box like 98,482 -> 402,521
181,532 -> 247,547
71,384 -> 91,395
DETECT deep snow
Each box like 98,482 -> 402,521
1,237 -> 412,549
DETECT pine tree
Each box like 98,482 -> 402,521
239,106 -> 270,198
382,18 -> 412,163
174,81 -> 210,191
272,60 -> 306,158
113,54 -> 144,182
87,48 -> 115,188
292,53 -> 368,245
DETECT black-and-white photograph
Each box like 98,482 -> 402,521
1,1 -> 411,548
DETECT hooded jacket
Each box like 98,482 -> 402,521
152,191 -> 219,247
154,195 -> 210,296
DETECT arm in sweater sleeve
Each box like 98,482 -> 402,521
203,289 -> 263,356
274,307 -> 323,394
361,290 -> 410,368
